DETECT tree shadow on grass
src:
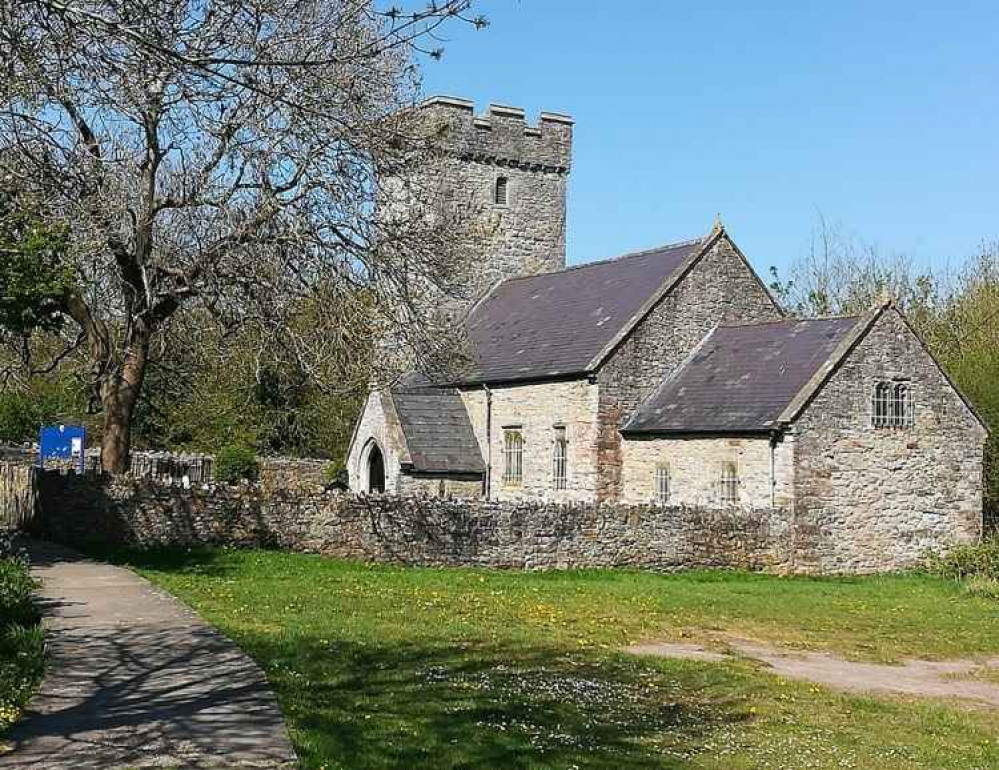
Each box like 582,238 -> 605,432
236,633 -> 752,770
77,542 -> 250,578
80,547 -> 756,768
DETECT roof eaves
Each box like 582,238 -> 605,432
774,304 -> 886,426
620,426 -> 773,438
584,232 -> 717,372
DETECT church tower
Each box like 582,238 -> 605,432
417,96 -> 573,298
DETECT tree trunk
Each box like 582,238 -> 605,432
100,334 -> 149,475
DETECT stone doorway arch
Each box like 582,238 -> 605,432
366,441 -> 385,494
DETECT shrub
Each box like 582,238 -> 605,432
965,577 -> 999,601
0,556 -> 36,629
324,463 -> 349,490
0,554 -> 43,736
214,445 -> 259,485
925,538 -> 999,582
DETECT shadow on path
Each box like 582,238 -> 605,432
0,540 -> 297,769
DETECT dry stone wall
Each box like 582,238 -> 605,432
29,464 -> 974,573
32,471 -> 805,571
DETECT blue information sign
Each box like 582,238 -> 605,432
39,424 -> 86,473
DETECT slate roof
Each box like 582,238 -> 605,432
390,377 -> 485,474
462,238 -> 706,383
623,317 -> 861,434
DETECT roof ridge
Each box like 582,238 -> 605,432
718,314 -> 862,329
497,235 -> 706,285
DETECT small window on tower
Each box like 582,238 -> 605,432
494,176 -> 509,206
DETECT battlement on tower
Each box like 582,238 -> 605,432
421,96 -> 573,172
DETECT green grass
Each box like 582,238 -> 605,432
0,555 -> 44,738
103,548 -> 999,769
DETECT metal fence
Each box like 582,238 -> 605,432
1,445 -> 330,489
124,451 -> 214,485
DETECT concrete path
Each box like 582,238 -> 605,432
627,638 -> 999,708
0,541 -> 297,769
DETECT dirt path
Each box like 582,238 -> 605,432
0,540 -> 297,769
626,638 -> 999,708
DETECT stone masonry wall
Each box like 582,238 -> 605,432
791,308 -> 986,572
596,233 -> 783,501
416,98 -> 572,298
398,473 -> 484,499
460,379 -> 600,502
621,435 -> 795,508
346,391 -> 408,494
33,471 -> 800,572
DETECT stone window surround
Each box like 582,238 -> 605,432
493,175 -> 510,207
552,424 -> 568,491
654,463 -> 670,505
719,459 -> 740,505
871,378 -> 915,429
502,426 -> 523,487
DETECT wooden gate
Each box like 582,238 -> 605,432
0,462 -> 37,530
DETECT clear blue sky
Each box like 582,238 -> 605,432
419,1 -> 999,276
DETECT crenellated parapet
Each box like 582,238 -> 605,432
421,96 -> 573,173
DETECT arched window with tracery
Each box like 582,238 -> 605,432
872,380 -> 913,428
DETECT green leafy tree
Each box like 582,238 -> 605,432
0,189 -> 72,336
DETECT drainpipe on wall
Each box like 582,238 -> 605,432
768,430 -> 779,508
483,384 -> 493,500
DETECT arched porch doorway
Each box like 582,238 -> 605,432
366,442 -> 385,494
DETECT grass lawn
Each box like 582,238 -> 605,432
0,553 -> 44,740
103,548 -> 999,769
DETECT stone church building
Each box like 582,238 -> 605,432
347,97 -> 987,562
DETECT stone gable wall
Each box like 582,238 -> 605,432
595,235 -> 783,501
460,379 -> 600,501
346,391 -> 408,494
791,309 -> 986,572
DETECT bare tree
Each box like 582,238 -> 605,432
0,0 -> 484,470
769,213 -> 932,318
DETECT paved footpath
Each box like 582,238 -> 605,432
0,541 -> 297,769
